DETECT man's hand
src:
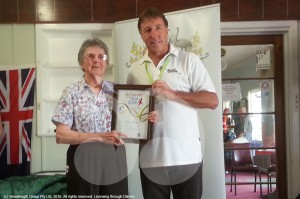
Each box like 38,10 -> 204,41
147,111 -> 159,123
152,80 -> 176,101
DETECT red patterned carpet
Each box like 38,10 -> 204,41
225,172 -> 277,199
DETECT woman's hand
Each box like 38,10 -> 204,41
100,130 -> 128,146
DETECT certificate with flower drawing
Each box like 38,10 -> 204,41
112,84 -> 155,142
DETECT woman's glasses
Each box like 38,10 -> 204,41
85,53 -> 108,61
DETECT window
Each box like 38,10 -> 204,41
249,89 -> 262,141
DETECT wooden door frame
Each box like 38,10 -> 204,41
222,34 -> 285,198
221,21 -> 299,199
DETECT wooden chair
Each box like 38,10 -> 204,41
229,142 -> 262,195
267,152 -> 277,193
267,164 -> 276,193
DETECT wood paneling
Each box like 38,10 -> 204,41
288,0 -> 300,19
0,0 -> 18,22
19,0 -> 36,23
0,0 -> 300,26
137,0 -> 201,17
55,0 -> 91,22
202,0 -> 218,6
220,0 -> 238,21
36,0 -> 55,22
239,0 -> 262,21
93,0 -> 136,22
264,0 -> 287,20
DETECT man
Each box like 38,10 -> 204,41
126,7 -> 218,199
235,106 -> 252,142
223,108 -> 236,143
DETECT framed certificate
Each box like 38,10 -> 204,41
112,84 -> 155,143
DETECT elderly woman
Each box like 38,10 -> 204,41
52,38 -> 147,196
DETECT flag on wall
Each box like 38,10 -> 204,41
0,68 -> 36,179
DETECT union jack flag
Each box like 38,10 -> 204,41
0,68 -> 35,179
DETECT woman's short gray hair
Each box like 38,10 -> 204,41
78,38 -> 109,66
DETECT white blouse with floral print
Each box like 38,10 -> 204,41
51,78 -> 114,133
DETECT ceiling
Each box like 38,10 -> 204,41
221,45 -> 256,71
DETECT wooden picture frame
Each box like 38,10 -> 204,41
112,84 -> 155,143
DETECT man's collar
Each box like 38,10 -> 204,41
139,44 -> 177,65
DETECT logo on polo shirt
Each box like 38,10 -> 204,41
167,69 -> 178,73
